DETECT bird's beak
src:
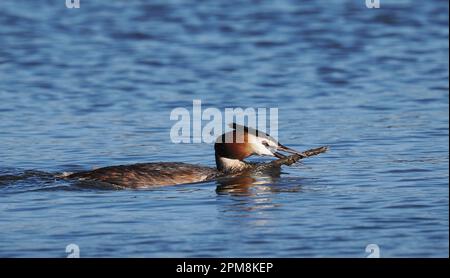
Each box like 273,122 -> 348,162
273,151 -> 286,159
273,144 -> 303,158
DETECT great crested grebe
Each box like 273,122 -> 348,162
65,123 -> 328,188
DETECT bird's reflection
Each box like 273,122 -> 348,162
215,172 -> 299,228
215,163 -> 302,197
214,159 -> 308,220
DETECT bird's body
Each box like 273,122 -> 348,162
67,162 -> 218,188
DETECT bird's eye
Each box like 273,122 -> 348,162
262,141 -> 269,147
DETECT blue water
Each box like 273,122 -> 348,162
0,0 -> 448,257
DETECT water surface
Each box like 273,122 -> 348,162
0,0 -> 448,257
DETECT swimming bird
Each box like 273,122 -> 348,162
65,123 -> 327,188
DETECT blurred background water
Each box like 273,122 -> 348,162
0,0 -> 448,257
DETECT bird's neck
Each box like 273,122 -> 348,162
215,154 -> 250,173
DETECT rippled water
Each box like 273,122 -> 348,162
0,0 -> 448,257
